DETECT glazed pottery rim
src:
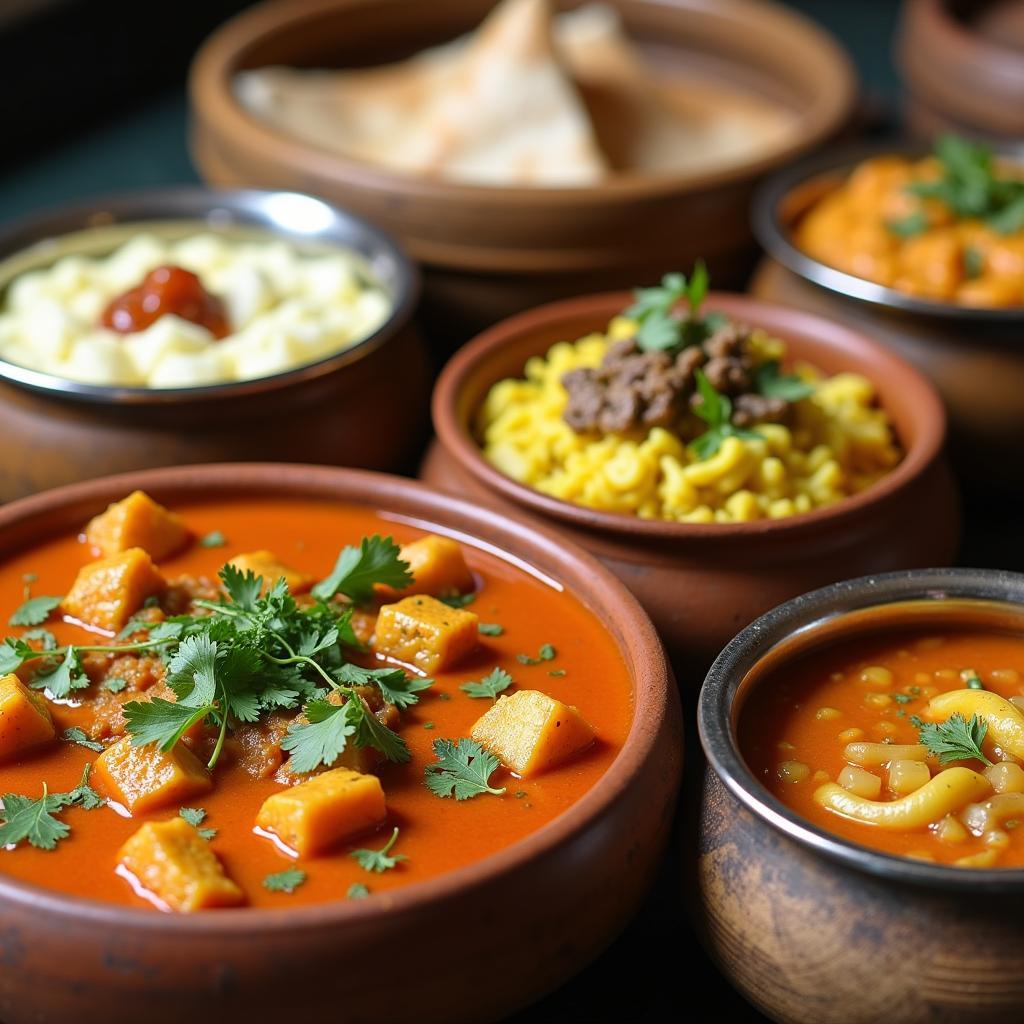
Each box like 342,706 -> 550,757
753,138 -> 1024,323
190,0 -> 855,203
431,288 -> 946,541
0,185 -> 419,406
698,566 -> 1024,892
0,462 -> 673,930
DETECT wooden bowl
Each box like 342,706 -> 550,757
0,462 -> 681,1024
189,0 -> 856,352
421,290 -> 960,679
751,142 -> 1024,486
695,568 -> 1024,1024
0,187 -> 428,503
897,0 -> 1024,141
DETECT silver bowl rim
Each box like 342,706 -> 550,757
0,185 -> 420,405
752,138 -> 1024,324
698,566 -> 1024,892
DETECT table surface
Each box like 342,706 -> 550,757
0,2 -> 1019,1022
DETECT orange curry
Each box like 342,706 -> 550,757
741,626 -> 1024,868
0,493 -> 631,910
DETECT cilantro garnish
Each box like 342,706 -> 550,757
917,712 -> 992,766
179,806 -> 217,841
753,360 -> 814,402
424,738 -> 506,800
351,826 -> 406,874
478,623 -> 504,636
62,727 -> 103,753
0,765 -> 104,850
690,369 -> 762,461
198,530 -> 227,548
347,882 -> 370,900
263,868 -> 306,893
439,591 -> 476,609
625,262 -> 727,353
312,535 -> 412,603
461,667 -> 513,701
961,669 -> 984,690
885,211 -> 929,238
103,677 -> 128,694
21,628 -> 57,651
335,663 -> 433,710
30,647 -> 89,700
8,595 -> 62,628
516,644 -> 556,666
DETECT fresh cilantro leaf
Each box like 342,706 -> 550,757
516,644 -> 557,666
461,667 -> 513,701
549,668 -> 567,677
167,634 -> 219,707
68,764 -> 104,810
423,721 -> 435,730
62,727 -> 103,753
626,263 -> 723,354
179,806 -> 217,840
103,677 -> 128,694
689,369 -> 761,460
312,536 -> 412,604
20,628 -> 57,651
988,193 -> 1024,234
263,868 -> 306,893
478,623 -> 504,636
424,738 -> 506,800
439,591 -> 475,609
753,360 -> 814,402
31,647 -> 88,700
336,663 -> 432,710
347,882 -> 370,900
909,714 -> 925,729
892,693 -> 912,705
349,698 -> 411,764
8,595 -> 62,627
199,530 -> 227,548
0,786 -> 71,850
123,697 -> 213,752
281,698 -> 357,774
917,712 -> 992,766
351,826 -> 406,874
886,212 -> 929,238
219,565 -> 263,612
0,637 -> 32,675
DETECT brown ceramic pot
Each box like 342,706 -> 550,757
189,0 -> 856,352
422,290 -> 960,680
0,188 -> 429,503
898,0 -> 1024,140
0,462 -> 682,1024
695,569 -> 1024,1024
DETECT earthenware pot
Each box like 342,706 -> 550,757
422,290 -> 960,679
751,142 -> 1024,486
189,0 -> 856,353
0,462 -> 681,1024
898,0 -> 1024,140
0,188 -> 427,502
695,568 -> 1024,1024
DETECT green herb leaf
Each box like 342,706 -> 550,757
961,669 -> 984,690
0,638 -> 33,675
460,667 -> 513,701
347,882 -> 370,900
336,663 -> 433,710
516,643 -> 557,666
963,246 -> 984,280
478,623 -> 504,636
351,826 -> 406,874
103,677 -> 129,694
689,369 -> 762,461
21,628 -> 57,651
424,738 -> 506,800
8,595 -> 62,628
68,763 -> 104,810
123,697 -> 214,752
31,647 -> 88,700
312,536 -> 412,604
439,591 -> 476,609
917,712 -> 992,766
199,530 -> 227,548
281,698 -> 358,775
179,806 -> 216,840
263,868 -> 307,893
753,360 -> 814,401
886,212 -> 929,238
626,264 -> 721,354
62,727 -> 103,753
0,787 -> 70,850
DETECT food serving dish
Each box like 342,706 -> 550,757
752,140 -> 1024,483
189,0 -> 856,348
695,568 -> 1024,1024
0,462 -> 681,1024
0,188 -> 428,502
423,289 -> 959,676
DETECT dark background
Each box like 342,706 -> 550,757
0,2 -> 1014,1022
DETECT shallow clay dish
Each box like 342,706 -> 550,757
695,568 -> 1024,1024
422,290 -> 960,678
189,0 -> 855,349
0,188 -> 427,502
752,142 -> 1024,484
0,462 -> 681,1024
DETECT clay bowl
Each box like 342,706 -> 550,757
189,0 -> 856,353
0,462 -> 681,1024
422,290 -> 960,681
695,568 -> 1024,1024
897,0 -> 1024,141
751,141 -> 1024,487
0,187 -> 427,503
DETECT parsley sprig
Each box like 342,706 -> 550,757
0,765 -> 103,851
424,738 -> 506,800
351,826 -> 406,873
917,712 -> 992,766
625,263 -> 727,353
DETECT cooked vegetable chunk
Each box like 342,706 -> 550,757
471,689 -> 595,777
85,490 -> 190,561
255,767 -> 386,856
117,817 -> 244,912
93,736 -> 211,813
61,547 -> 166,632
225,550 -> 313,595
0,673 -> 55,761
378,535 -> 474,599
373,595 -> 478,673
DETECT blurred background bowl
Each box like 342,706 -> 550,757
751,141 -> 1024,488
189,0 -> 857,356
0,186 -> 427,502
422,290 -> 960,678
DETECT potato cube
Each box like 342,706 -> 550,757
255,767 -> 385,856
378,535 -> 474,599
0,673 -> 55,761
225,551 -> 313,595
93,736 -> 211,814
373,595 -> 478,673
62,548 -> 166,633
85,490 -> 189,561
117,817 -> 244,912
471,689 -> 594,777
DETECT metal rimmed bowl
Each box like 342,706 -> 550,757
695,568 -> 1024,1024
0,187 -> 427,500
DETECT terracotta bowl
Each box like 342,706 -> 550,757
189,0 -> 856,352
897,0 -> 1024,141
0,462 -> 681,1024
0,187 -> 428,503
695,568 -> 1024,1024
751,141 -> 1024,486
422,289 -> 960,679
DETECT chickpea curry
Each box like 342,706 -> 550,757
742,624 -> 1024,868
0,492 -> 631,910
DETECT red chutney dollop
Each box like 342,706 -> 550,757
100,265 -> 230,339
